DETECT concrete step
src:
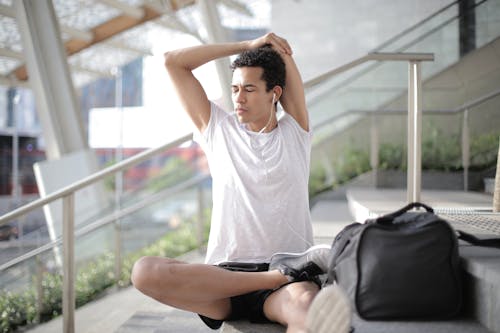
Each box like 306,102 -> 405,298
222,309 -> 491,333
222,321 -> 284,333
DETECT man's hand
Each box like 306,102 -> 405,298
247,33 -> 293,55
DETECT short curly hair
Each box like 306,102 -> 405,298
230,45 -> 286,92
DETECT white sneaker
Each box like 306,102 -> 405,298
306,284 -> 351,333
268,244 -> 331,273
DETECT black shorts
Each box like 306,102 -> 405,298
198,262 -> 275,330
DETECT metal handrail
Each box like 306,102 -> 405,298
0,133 -> 192,226
312,87 -> 500,133
303,52 -> 434,88
311,87 -> 500,193
0,173 -> 210,271
370,0 -> 459,52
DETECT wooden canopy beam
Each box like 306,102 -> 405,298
12,4 -> 166,81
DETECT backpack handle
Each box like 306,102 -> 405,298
375,202 -> 434,224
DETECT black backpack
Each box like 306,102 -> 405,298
325,202 -> 462,320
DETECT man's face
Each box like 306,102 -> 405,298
231,66 -> 274,132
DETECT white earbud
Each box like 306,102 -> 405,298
272,93 -> 276,104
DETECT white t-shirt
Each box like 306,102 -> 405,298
194,102 -> 314,264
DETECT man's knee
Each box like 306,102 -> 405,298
131,256 -> 177,291
131,256 -> 153,291
264,281 -> 319,325
291,283 -> 319,311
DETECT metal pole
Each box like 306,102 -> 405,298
462,109 -> 470,191
62,194 -> 75,333
35,255 -> 43,324
407,61 -> 422,203
493,137 -> 500,212
197,185 -> 205,252
113,67 -> 123,282
370,113 -> 379,171
11,89 -> 20,200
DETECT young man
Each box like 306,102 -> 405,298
131,33 -> 350,333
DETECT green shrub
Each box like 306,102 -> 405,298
309,164 -> 327,198
334,148 -> 370,184
379,143 -> 406,170
0,290 -> 37,332
377,131 -> 499,172
0,215 -> 210,333
421,128 -> 461,171
470,132 -> 499,170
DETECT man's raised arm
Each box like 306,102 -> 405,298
266,35 -> 308,132
163,34 -> 293,133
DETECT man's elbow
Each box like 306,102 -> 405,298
163,51 -> 173,68
163,51 -> 180,70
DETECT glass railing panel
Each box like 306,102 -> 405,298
311,89 -> 499,191
0,183 -> 211,332
374,2 -> 460,53
309,0 -> 499,128
117,184 -> 211,258
0,205 -> 48,267
468,93 -> 500,170
0,137 -> 212,331
475,0 -> 500,48
309,60 -> 409,142
308,0 -> 499,193
0,243 -> 61,327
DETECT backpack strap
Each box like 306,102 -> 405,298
326,222 -> 361,284
457,230 -> 500,248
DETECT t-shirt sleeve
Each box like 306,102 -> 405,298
192,102 -> 227,154
281,111 -> 313,143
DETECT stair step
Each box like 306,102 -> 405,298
460,244 -> 500,333
222,316 -> 490,333
222,321 -> 284,332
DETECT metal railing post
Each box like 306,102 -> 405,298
197,184 -> 205,251
62,194 -> 75,333
35,255 -> 43,324
462,109 -> 470,191
370,113 -> 379,171
114,221 -> 122,283
407,61 -> 423,204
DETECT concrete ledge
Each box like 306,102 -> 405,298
220,315 -> 491,333
351,314 -> 491,333
460,244 -> 500,333
222,321 -> 285,332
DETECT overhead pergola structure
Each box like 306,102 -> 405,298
0,0 -> 270,88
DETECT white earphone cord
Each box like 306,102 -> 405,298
233,94 -> 314,248
263,94 -> 314,247
258,94 -> 276,134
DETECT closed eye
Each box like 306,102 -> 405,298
231,84 -> 257,94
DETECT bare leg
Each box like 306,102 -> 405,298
263,281 -> 320,333
131,256 -> 288,319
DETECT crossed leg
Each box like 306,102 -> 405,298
264,281 -> 320,333
131,256 -> 319,332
